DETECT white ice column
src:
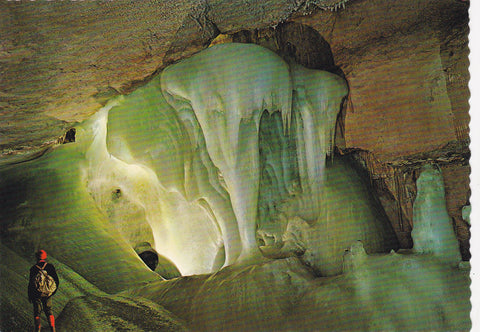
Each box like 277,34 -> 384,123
161,43 -> 292,261
412,164 -> 461,264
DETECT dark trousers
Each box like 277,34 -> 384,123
33,296 -> 53,318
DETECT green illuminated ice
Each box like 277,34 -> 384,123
0,43 -> 470,331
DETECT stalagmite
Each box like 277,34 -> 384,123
411,164 -> 461,265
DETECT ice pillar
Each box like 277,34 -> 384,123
412,164 -> 461,264
161,43 -> 292,260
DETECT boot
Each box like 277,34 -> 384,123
34,316 -> 41,332
48,314 -> 56,332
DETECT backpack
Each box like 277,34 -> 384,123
34,262 -> 57,297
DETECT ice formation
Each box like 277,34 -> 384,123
161,43 -> 293,262
86,84 -> 226,275
81,42 -> 396,275
263,158 -> 399,276
0,43 -> 470,331
411,164 -> 461,264
291,63 -> 348,197
159,43 -> 382,270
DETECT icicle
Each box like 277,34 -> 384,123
290,64 -> 348,194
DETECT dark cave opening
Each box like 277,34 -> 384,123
139,250 -> 159,271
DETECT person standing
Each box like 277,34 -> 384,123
28,249 -> 59,332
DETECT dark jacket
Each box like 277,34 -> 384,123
28,260 -> 59,302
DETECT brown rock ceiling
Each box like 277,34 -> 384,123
0,0 -> 471,257
0,0 -> 349,159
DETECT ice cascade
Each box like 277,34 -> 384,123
72,43 -> 395,276
291,63 -> 348,197
161,43 -> 349,263
161,43 -> 293,262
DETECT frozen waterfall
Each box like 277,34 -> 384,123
76,42 -> 399,276
161,43 -> 293,262
160,43 -> 355,268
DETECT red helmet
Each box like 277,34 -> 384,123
36,249 -> 47,260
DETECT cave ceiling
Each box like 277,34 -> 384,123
1,0 -> 469,162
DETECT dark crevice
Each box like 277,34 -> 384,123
231,22 -> 340,74
57,128 -> 76,144
139,250 -> 159,271
63,128 -> 76,143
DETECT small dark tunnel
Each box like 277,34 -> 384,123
134,242 -> 159,271
139,250 -> 159,271
134,242 -> 182,278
